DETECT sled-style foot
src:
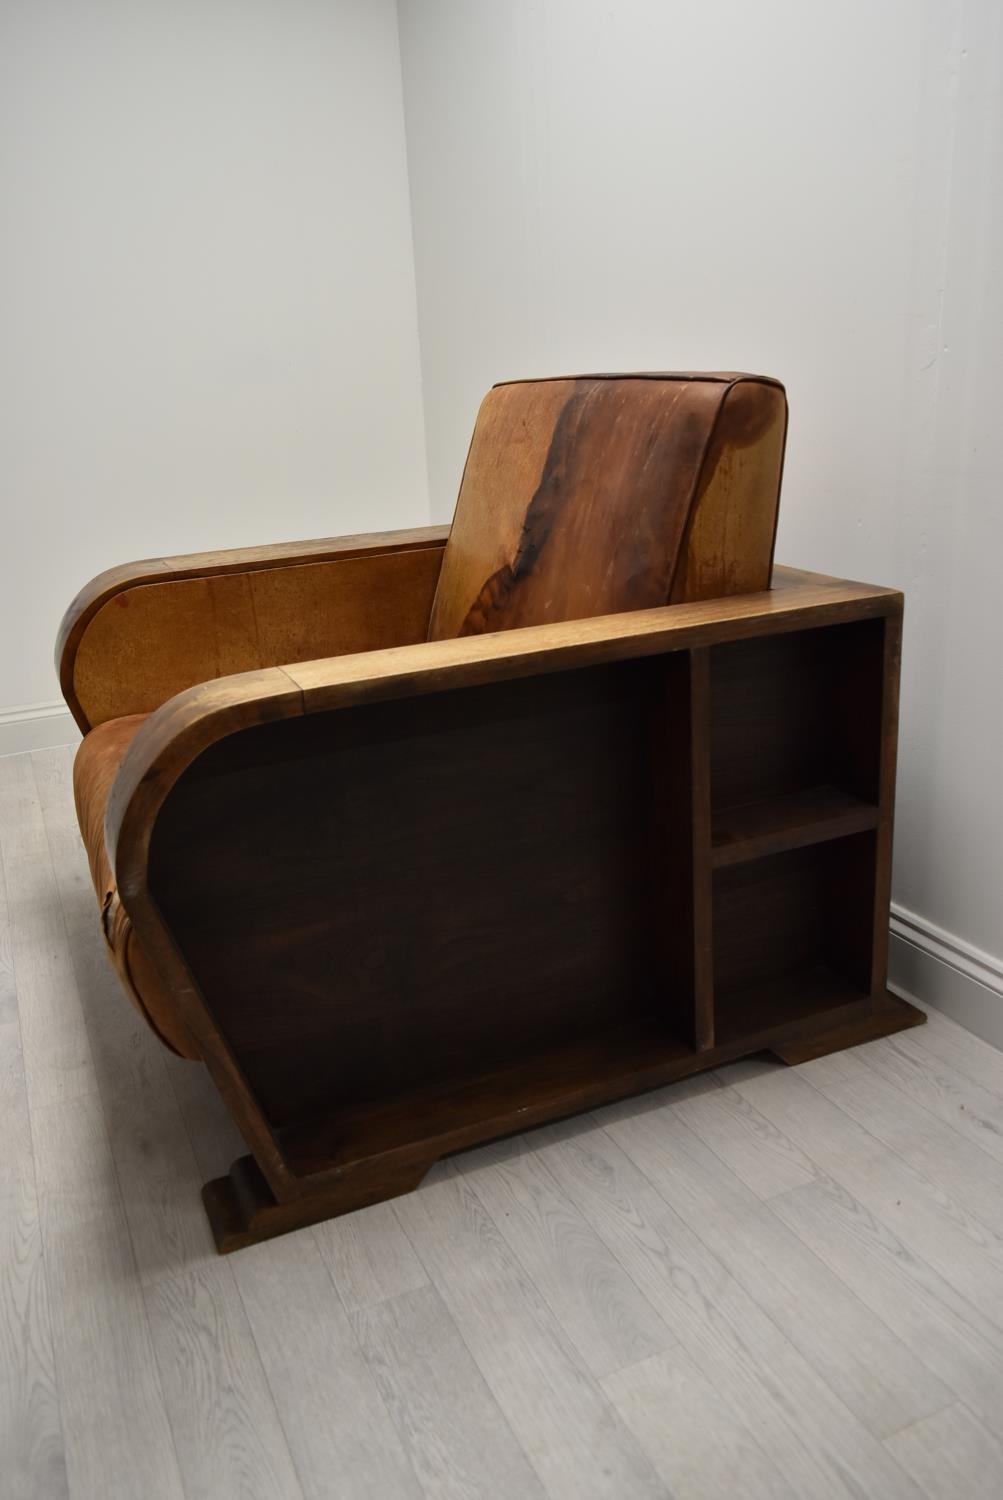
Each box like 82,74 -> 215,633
203,1154 -> 435,1254
771,989 -> 925,1066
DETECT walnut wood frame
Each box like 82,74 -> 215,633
60,535 -> 923,1252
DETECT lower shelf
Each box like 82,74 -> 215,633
282,967 -> 894,1180
711,786 -> 879,868
715,964 -> 871,1047
281,1012 -> 691,1176
205,985 -> 926,1252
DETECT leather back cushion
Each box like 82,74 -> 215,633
427,373 -> 787,641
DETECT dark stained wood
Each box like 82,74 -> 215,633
56,524 -> 450,732
647,652 -> 708,1051
109,666 -> 306,1201
148,662 -> 674,1130
708,619 -> 885,813
770,990 -> 924,1064
202,1154 -> 434,1255
870,612 -> 903,998
711,834 -> 879,1005
84,567 -> 913,1251
427,374 -> 787,640
203,986 -> 925,1253
711,786 -> 880,868
689,650 -> 715,1049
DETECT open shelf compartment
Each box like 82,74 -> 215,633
161,654 -> 709,1137
708,619 -> 885,867
712,832 -> 878,1043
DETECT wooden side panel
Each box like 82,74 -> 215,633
147,660 -> 694,1130
71,545 -> 444,729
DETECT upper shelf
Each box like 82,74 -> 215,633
711,785 -> 879,868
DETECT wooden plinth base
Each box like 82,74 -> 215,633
203,1154 -> 434,1255
770,990 -> 925,1064
202,991 -> 925,1254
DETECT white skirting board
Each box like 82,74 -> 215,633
890,903 -> 1003,1053
0,700 -> 79,757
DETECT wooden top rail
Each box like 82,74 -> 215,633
107,563 -> 901,904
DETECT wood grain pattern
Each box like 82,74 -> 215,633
797,1048 -> 1003,1242
143,1263 -> 303,1500
30,1088 -> 185,1500
673,1084 -> 821,1199
427,374 -> 786,639
601,1346 -> 797,1500
536,1122 -> 924,1500
0,839 -> 17,1029
0,1018 -> 68,1500
352,1284 -> 544,1500
772,1177 -> 1003,1430
901,1003 -> 1003,1095
604,1101 -> 951,1438
854,1031 -> 1003,1166
312,1201 -> 429,1314
884,1402 -> 1003,1500
393,1172 -> 665,1500
0,756 -> 96,1111
232,1234 -> 423,1500
733,1069 -> 1003,1333
57,524 -> 449,732
669,378 -> 788,603
458,1142 -> 677,1379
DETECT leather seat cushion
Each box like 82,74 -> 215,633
73,715 -> 198,1059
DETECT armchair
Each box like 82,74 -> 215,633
57,373 -> 923,1251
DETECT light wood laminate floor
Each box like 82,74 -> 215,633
2,742 -> 1003,1499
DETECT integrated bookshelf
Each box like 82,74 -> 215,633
160,568 -> 927,1251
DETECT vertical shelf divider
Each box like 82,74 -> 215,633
689,648 -> 715,1050
648,648 -> 713,1051
870,612 -> 903,1003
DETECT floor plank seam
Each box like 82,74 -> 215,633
853,1038 -> 1003,1176
594,1112 -> 963,1490
738,1104 -> 1003,1331
1,834 -> 72,1500
224,1265 -> 311,1500
30,752 -> 193,1500
385,1197 -> 559,1497
902,1011 -> 1003,1095
791,1061 -> 1003,1301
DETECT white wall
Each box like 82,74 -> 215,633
398,1 -> 1003,1038
0,0 -> 429,747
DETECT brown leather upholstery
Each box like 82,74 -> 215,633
427,373 -> 786,640
73,715 -> 198,1059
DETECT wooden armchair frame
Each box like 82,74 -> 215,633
59,528 -> 923,1251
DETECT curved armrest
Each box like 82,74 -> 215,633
57,524 -> 449,732
108,562 -> 901,900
